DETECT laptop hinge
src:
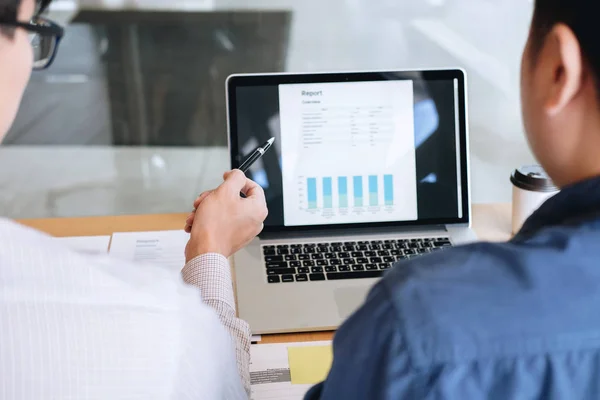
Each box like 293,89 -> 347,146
259,225 -> 448,241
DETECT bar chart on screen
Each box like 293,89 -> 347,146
304,174 -> 394,211
290,170 -> 416,225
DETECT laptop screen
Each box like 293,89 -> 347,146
228,70 -> 469,232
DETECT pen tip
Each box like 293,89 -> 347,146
267,137 -> 275,145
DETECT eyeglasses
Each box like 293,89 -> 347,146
0,16 -> 64,70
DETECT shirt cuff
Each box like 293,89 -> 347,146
182,253 -> 236,312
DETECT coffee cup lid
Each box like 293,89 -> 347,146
511,165 -> 558,192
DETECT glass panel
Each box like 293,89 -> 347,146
2,0 -> 535,218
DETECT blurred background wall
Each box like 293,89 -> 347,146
1,0 -> 535,218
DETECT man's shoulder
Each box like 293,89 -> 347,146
379,240 -> 600,368
0,217 -> 50,239
381,241 -> 519,319
0,218 -> 191,309
381,240 -> 520,302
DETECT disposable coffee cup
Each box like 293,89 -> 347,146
510,166 -> 559,234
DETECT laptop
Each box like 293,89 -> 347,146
226,69 -> 476,334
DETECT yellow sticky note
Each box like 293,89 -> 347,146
288,345 -> 333,385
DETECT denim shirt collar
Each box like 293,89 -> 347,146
513,175 -> 600,242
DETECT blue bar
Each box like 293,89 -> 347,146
323,177 -> 333,209
353,176 -> 363,207
384,175 -> 393,206
308,178 -> 317,209
338,177 -> 348,208
369,175 -> 378,206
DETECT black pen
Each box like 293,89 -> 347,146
190,137 -> 276,216
238,137 -> 275,173
237,137 -> 275,198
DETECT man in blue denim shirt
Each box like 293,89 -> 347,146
307,0 -> 600,398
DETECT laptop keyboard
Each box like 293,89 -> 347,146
263,237 -> 452,283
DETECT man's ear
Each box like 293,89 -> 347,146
541,24 -> 584,116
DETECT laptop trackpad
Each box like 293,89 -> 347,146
334,286 -> 370,319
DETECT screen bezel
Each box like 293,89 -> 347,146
227,69 -> 470,234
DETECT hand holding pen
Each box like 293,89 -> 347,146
184,138 -> 275,233
238,137 -> 275,173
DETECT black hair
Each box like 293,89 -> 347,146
0,0 -> 21,37
0,0 -> 50,37
0,0 -> 20,20
532,0 -> 600,87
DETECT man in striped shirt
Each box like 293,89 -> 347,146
0,1 -> 265,398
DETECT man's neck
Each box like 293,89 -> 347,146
561,121 -> 600,187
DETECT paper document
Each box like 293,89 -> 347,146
250,341 -> 332,400
55,236 -> 111,254
279,81 -> 418,227
251,335 -> 262,343
109,230 -> 189,271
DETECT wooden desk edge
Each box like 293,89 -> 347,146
17,213 -> 190,237
16,203 -> 512,345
